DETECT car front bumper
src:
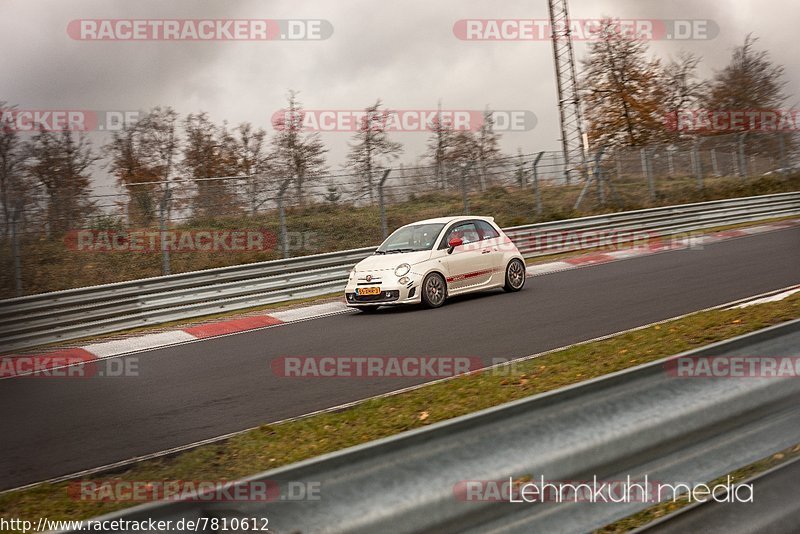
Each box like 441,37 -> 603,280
344,276 -> 423,307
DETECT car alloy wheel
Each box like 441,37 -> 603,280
422,273 -> 447,308
504,259 -> 525,292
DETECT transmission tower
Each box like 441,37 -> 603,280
547,0 -> 588,183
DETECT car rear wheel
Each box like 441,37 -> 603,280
503,259 -> 526,292
421,273 -> 447,308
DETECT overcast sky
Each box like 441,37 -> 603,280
1,0 -> 798,192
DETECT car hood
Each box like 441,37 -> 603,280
355,250 -> 433,272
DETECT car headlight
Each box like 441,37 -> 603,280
394,263 -> 411,277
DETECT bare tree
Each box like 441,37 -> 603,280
703,35 -> 787,112
27,129 -> 98,235
701,32 -> 793,156
0,102 -> 30,235
425,102 -> 455,189
106,107 -> 180,226
270,91 -> 328,206
106,119 -> 160,225
345,99 -> 403,204
660,52 -> 705,140
234,122 -> 270,216
474,108 -> 503,189
183,112 -> 241,218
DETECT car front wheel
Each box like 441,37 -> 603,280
503,259 -> 526,292
421,272 -> 447,308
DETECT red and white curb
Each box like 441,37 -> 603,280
1,302 -> 349,379
3,218 -> 798,378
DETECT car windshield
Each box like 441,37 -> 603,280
376,223 -> 446,254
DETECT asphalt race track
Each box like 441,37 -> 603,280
2,227 -> 799,490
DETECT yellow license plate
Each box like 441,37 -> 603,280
358,287 -> 381,296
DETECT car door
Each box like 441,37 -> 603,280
475,220 -> 504,284
441,221 -> 493,292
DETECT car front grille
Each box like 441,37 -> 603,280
347,290 -> 400,303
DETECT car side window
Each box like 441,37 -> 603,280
440,222 -> 480,249
476,221 -> 500,240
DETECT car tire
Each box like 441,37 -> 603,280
503,258 -> 526,292
421,272 -> 447,308
358,306 -> 381,313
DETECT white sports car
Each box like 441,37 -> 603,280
345,216 -> 526,311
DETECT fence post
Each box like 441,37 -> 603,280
737,133 -> 747,178
158,182 -> 172,276
532,151 -> 544,218
667,150 -> 675,177
248,172 -> 257,217
641,148 -> 655,201
10,203 -> 23,296
277,177 -> 292,258
710,148 -> 719,177
378,169 -> 392,240
574,148 -> 605,210
460,163 -> 472,215
692,141 -> 704,190
778,134 -> 789,172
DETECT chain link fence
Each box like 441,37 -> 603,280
1,131 -> 797,297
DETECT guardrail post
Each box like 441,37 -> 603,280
378,169 -> 392,240
277,177 -> 292,258
532,151 -> 544,217
641,148 -> 655,200
158,182 -> 172,276
738,133 -> 748,178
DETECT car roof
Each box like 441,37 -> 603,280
406,215 -> 495,226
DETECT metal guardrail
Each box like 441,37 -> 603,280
57,319 -> 800,533
2,192 -> 799,351
636,456 -> 800,533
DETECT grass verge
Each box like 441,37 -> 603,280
1,292 -> 799,529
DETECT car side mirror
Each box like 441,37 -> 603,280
447,237 -> 463,253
